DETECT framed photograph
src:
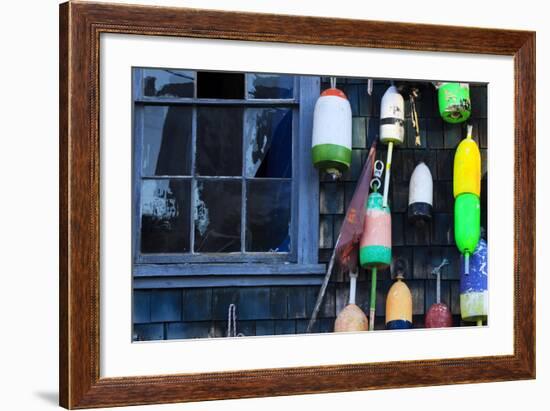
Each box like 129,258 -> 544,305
59,1 -> 535,408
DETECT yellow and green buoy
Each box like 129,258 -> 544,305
454,125 -> 481,274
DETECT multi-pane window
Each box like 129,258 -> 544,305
132,69 -> 324,286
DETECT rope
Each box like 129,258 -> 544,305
227,304 -> 237,337
410,90 -> 421,146
227,304 -> 245,337
431,258 -> 449,304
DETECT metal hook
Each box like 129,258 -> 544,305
373,160 -> 384,178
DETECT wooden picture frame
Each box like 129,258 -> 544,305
59,1 -> 535,408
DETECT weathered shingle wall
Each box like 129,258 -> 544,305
133,79 -> 488,340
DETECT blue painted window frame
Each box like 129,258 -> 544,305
132,68 -> 324,288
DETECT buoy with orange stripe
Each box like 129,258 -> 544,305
385,265 -> 413,330
312,79 -> 352,180
454,125 -> 481,274
380,85 -> 405,207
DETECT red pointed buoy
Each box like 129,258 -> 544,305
425,259 -> 453,328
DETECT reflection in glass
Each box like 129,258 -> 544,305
247,74 -> 294,99
143,69 -> 194,98
142,106 -> 192,176
196,107 -> 243,176
246,180 -> 291,252
244,108 -> 292,178
194,180 -> 241,253
141,179 -> 190,253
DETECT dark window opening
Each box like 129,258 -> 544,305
196,71 -> 245,99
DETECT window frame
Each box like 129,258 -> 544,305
131,68 -> 325,287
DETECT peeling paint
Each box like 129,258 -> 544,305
245,129 -> 268,177
194,182 -> 210,236
245,109 -> 272,177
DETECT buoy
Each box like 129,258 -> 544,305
460,238 -> 488,325
379,85 -> 405,207
408,162 -> 433,225
437,82 -> 471,124
334,272 -> 369,332
454,193 -> 480,268
454,125 -> 481,274
385,271 -> 413,330
334,304 -> 369,332
360,189 -> 392,330
453,130 -> 481,197
312,85 -> 352,179
425,259 -> 453,328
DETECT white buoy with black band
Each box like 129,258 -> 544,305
408,162 -> 433,224
379,85 -> 405,207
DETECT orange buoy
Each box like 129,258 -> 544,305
385,270 -> 413,330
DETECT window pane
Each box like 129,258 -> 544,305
196,107 -> 243,176
247,74 -> 294,99
142,106 -> 192,176
244,108 -> 292,178
196,71 -> 244,99
194,180 -> 242,253
246,180 -> 291,252
143,69 -> 194,98
141,179 -> 190,253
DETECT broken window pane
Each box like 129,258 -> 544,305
141,179 -> 190,253
196,71 -> 245,99
247,74 -> 294,99
196,107 -> 243,176
194,179 -> 242,253
244,108 -> 292,178
143,69 -> 194,98
142,106 -> 192,176
246,180 -> 291,252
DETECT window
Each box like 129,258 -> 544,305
132,69 -> 325,287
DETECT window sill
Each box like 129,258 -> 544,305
133,263 -> 326,288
